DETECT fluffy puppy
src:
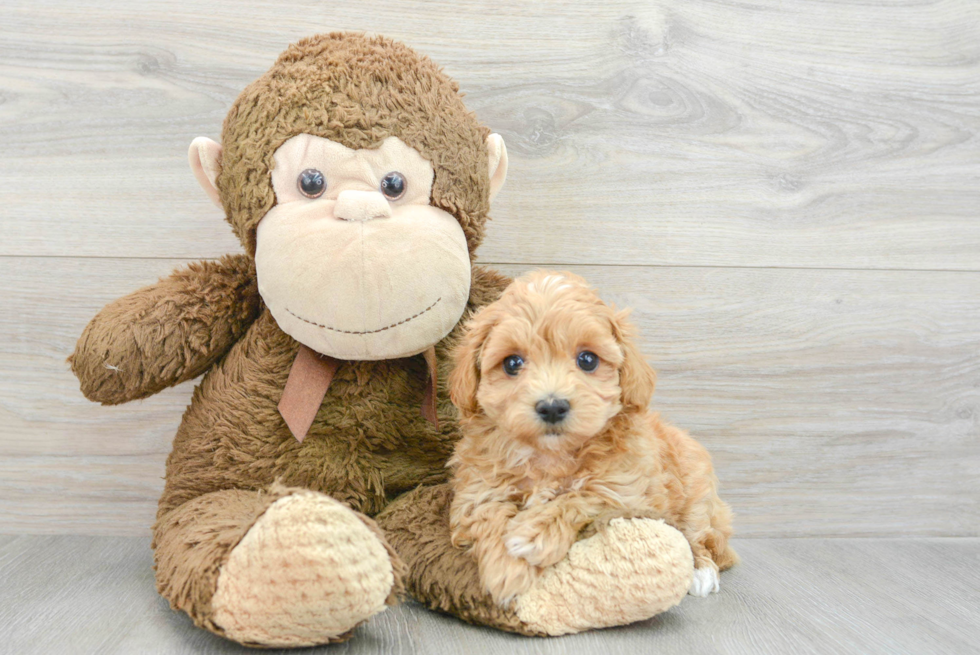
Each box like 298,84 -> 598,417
448,270 -> 737,607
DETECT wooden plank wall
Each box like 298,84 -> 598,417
1,0 -> 977,537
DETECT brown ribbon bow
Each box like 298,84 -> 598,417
278,344 -> 439,443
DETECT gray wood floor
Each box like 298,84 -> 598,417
1,535 -> 977,655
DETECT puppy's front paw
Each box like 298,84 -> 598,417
504,532 -> 567,567
688,565 -> 720,597
480,551 -> 537,607
505,534 -> 537,560
449,527 -> 473,549
504,515 -> 574,568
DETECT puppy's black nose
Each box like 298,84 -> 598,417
535,398 -> 570,424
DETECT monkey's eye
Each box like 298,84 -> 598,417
577,351 -> 599,372
380,172 -> 406,200
502,355 -> 524,377
298,169 -> 326,198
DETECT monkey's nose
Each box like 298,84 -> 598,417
334,190 -> 392,222
535,398 -> 570,425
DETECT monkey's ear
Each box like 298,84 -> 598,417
188,137 -> 223,208
486,133 -> 508,203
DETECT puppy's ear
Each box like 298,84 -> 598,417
449,306 -> 497,420
611,308 -> 657,410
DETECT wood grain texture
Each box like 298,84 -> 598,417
1,535 -> 977,654
0,0 -> 978,268
1,257 -> 977,537
1,0 -> 978,542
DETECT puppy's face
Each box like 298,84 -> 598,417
451,272 -> 656,453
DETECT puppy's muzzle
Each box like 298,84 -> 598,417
535,397 -> 570,425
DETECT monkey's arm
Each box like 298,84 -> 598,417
69,254 -> 260,405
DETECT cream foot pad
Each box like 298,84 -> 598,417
514,518 -> 694,635
212,491 -> 394,647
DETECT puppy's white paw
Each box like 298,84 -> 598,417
688,566 -> 720,597
506,535 -> 538,561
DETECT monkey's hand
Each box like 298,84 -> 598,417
69,254 -> 260,404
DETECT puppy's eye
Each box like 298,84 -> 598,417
577,351 -> 599,372
298,169 -> 326,198
380,171 -> 406,200
502,355 -> 524,376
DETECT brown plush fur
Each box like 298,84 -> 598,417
153,265 -> 510,519
447,271 -> 737,605
139,263 -> 511,637
69,33 -> 523,645
69,254 -> 259,405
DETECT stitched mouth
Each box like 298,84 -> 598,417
285,297 -> 441,335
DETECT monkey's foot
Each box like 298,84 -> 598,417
211,491 -> 396,647
513,518 -> 694,635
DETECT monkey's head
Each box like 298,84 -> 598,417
189,33 -> 507,360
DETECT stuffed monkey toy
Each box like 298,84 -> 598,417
70,33 -> 694,647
